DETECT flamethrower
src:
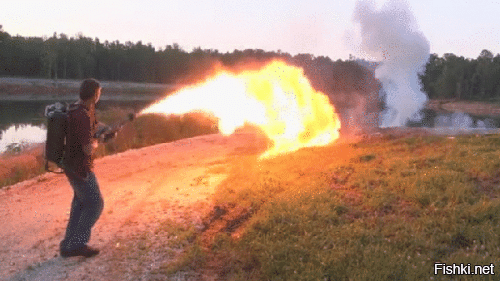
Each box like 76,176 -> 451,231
95,113 -> 136,143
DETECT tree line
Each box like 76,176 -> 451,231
0,26 -> 294,84
0,26 -> 384,133
2,26 -> 498,102
419,50 -> 500,101
0,26 -> 379,95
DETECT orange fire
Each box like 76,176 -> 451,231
140,60 -> 341,159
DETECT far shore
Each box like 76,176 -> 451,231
425,99 -> 500,117
0,93 -> 163,102
3,77 -> 500,117
0,77 -> 175,90
0,77 -> 179,101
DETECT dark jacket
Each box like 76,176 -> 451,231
63,103 -> 98,177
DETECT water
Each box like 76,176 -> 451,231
2,99 -> 498,153
0,100 -> 151,153
407,109 -> 499,133
0,124 -> 47,152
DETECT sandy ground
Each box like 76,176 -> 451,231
0,131 -> 267,281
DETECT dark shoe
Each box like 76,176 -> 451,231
60,245 -> 100,258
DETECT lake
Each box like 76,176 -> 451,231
0,100 -> 153,153
2,101 -> 499,153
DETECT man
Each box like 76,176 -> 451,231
60,78 -> 104,258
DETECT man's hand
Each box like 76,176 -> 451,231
92,139 -> 99,150
95,125 -> 119,143
84,140 -> 99,156
102,131 -> 117,142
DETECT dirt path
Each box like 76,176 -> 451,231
0,131 -> 267,281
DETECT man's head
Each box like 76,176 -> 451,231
79,78 -> 102,103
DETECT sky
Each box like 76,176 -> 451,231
2,0 -> 499,60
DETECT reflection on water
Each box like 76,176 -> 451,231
408,109 -> 492,128
0,124 -> 46,153
0,100 -> 150,153
407,109 -> 499,134
0,100 -> 150,130
2,100 -> 499,153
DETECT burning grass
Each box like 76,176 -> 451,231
175,132 -> 500,280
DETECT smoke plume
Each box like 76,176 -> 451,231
352,0 -> 430,127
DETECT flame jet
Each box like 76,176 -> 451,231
140,60 -> 341,159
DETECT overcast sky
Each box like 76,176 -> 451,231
2,0 -> 499,60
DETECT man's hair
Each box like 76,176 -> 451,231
79,78 -> 101,101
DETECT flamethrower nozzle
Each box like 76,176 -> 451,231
128,113 -> 136,122
95,111 -> 137,142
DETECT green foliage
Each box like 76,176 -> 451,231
420,50 -> 500,101
3,26 -> 500,103
0,27 -> 382,100
4,143 -> 27,155
0,29 -> 289,83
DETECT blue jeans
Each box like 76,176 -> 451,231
60,170 -> 104,251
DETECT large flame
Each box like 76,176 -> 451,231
140,60 -> 341,158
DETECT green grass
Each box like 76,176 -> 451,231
193,133 -> 500,280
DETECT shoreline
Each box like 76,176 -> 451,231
3,78 -> 500,116
425,99 -> 500,117
0,77 -> 175,90
0,78 -> 178,102
0,93 -> 163,102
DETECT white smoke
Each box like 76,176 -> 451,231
0,124 -> 46,153
351,0 -> 430,127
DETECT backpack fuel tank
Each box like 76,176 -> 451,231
44,102 -> 69,172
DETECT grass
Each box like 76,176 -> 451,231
179,132 -> 500,280
0,145 -> 46,188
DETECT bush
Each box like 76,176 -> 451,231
0,144 -> 45,187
